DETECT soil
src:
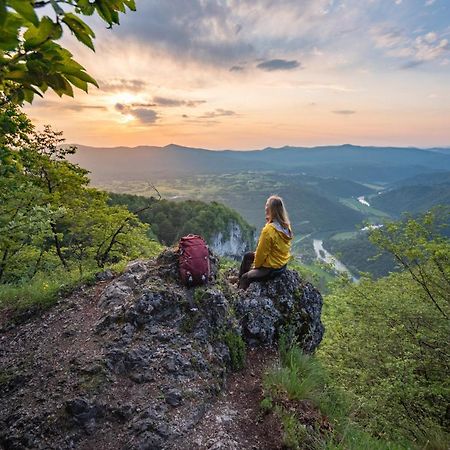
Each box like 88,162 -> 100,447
171,347 -> 285,450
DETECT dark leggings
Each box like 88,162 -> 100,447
238,252 -> 275,290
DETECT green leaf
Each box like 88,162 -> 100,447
62,13 -> 95,50
0,0 -> 7,26
47,73 -> 74,97
67,69 -> 99,88
0,13 -> 21,50
9,0 -> 39,26
123,0 -> 136,11
50,0 -> 65,16
95,0 -> 112,24
65,74 -> 88,92
24,17 -> 63,50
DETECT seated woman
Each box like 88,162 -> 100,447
239,195 -> 293,290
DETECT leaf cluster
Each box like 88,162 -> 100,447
0,0 -> 136,103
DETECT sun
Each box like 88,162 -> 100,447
119,113 -> 135,124
108,92 -> 143,105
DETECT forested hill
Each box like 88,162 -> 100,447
70,144 -> 450,184
108,193 -> 255,255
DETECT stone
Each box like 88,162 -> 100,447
165,390 -> 183,407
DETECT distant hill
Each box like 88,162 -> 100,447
392,171 -> 450,188
370,183 -> 450,217
70,144 -> 450,184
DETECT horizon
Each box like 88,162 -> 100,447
25,0 -> 450,149
71,142 -> 450,152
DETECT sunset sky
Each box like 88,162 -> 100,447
25,0 -> 450,150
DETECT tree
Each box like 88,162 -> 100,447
0,0 -> 136,104
0,104 -> 157,282
319,210 -> 450,445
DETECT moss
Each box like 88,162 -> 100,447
223,331 -> 246,371
260,396 -> 274,413
193,286 -> 207,305
0,369 -> 17,387
293,288 -> 303,301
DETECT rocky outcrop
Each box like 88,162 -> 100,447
209,221 -> 254,258
0,249 -> 323,450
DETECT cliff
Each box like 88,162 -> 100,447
0,249 -> 324,449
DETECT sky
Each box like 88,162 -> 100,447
25,0 -> 450,150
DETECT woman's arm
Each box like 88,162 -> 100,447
253,225 -> 272,268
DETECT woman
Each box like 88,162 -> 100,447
239,195 -> 293,290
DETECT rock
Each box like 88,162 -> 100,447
236,270 -> 324,353
65,398 -> 105,433
165,390 -> 183,407
0,249 -> 324,449
95,269 -> 114,281
210,221 -> 254,259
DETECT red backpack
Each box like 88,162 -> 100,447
178,234 -> 210,287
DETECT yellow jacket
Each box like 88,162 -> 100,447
254,221 -> 293,269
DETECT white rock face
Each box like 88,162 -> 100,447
210,222 -> 250,258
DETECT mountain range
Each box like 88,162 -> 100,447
70,144 -> 450,184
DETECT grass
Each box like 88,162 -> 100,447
223,331 -> 246,371
339,198 -> 391,219
330,231 -> 359,241
0,268 -> 96,314
0,259 -> 135,322
261,338 -> 411,450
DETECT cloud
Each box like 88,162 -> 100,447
199,108 -> 236,119
256,59 -> 301,71
229,65 -> 245,72
99,78 -> 147,92
153,96 -> 205,107
110,0 -> 255,66
425,0 -> 436,5
27,100 -> 107,112
132,109 -> 158,124
115,103 -> 159,124
332,110 -> 356,115
371,26 -> 450,67
371,28 -> 406,49
401,60 -> 424,69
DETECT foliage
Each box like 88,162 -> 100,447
109,192 -> 255,247
369,207 -> 450,319
0,266 -> 95,314
223,331 -> 246,371
262,340 -> 402,449
0,0 -> 136,104
319,209 -> 450,445
0,104 -> 160,285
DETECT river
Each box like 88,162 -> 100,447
313,239 -> 357,281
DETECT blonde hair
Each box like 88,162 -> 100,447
266,195 -> 291,230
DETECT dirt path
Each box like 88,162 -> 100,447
170,347 -> 284,450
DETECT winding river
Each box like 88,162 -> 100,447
313,239 -> 357,281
